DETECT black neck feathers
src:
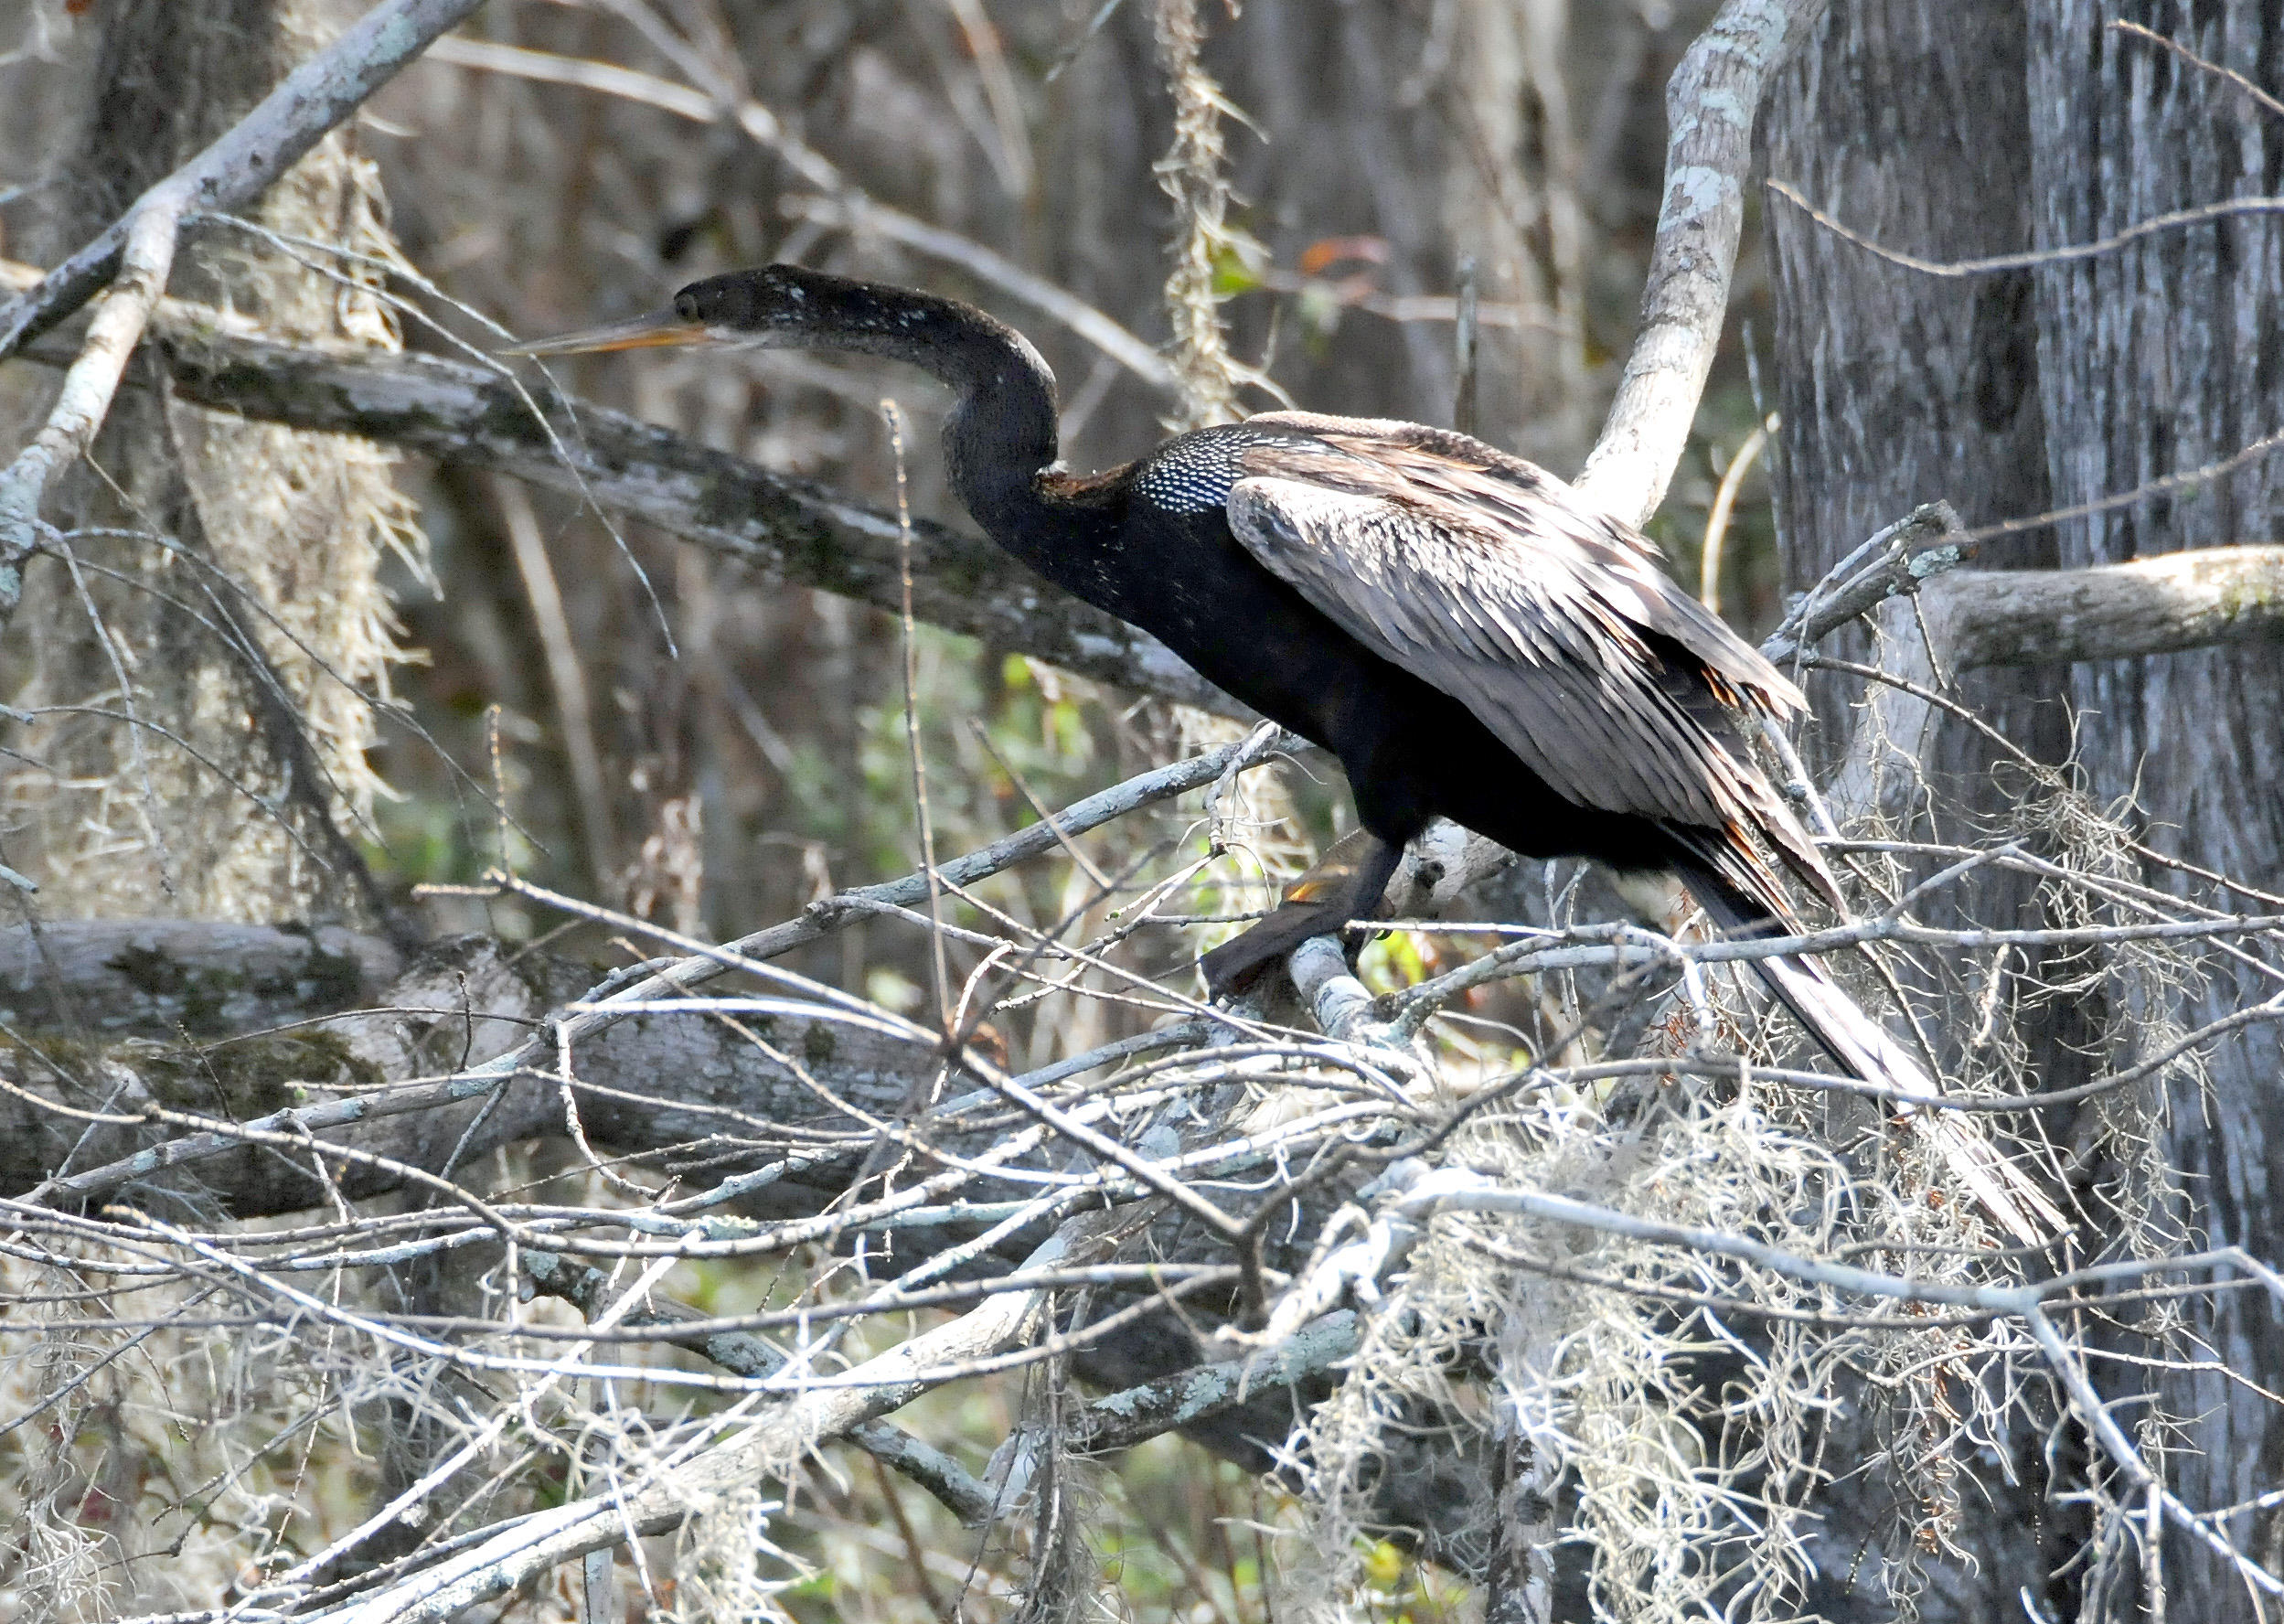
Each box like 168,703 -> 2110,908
674,267 -> 1067,548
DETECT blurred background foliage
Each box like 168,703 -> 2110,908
0,0 -> 1785,1615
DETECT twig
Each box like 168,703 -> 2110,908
964,721 -> 1115,892
2109,19 -> 2284,122
1766,176 -> 2284,281
883,400 -> 952,1031
523,1250 -> 1000,1526
1758,501 -> 1972,666
1699,418 -> 1769,616
1452,253 -> 1480,436
495,476 -> 615,887
1232,264 -> 1556,333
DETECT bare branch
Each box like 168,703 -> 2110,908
1766,176 -> 2284,282
1058,1309 -> 1360,1456
1758,501 -> 1974,666
0,194 -> 188,626
0,0 -> 490,360
1573,0 -> 1831,524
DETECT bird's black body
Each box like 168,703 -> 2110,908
1035,425 -> 1698,881
512,262 -> 2066,1242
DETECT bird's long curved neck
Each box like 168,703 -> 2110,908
783,282 -> 1078,563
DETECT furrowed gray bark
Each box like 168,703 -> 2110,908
1769,6 -> 2284,1616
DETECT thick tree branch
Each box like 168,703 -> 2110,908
119,319 -> 1233,710
0,919 -> 402,1035
1573,0 -> 1831,525
5,727 -> 1286,1211
1925,545 -> 2284,668
1807,524 -> 2284,828
5,257 -> 1218,703
0,932 -> 934,1214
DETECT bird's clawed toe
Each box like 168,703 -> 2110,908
1200,902 -> 1348,999
1200,830 -> 1404,1001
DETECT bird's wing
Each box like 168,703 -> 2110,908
1225,415 -> 1830,900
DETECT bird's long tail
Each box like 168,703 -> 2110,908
1686,874 -> 2068,1249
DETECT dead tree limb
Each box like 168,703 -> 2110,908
1809,518 -> 2284,827
0,931 -> 933,1214
0,0 -> 489,362
1928,545 -> 2284,668
3,253 -> 1222,704
1572,0 -> 1833,524
0,919 -> 402,1035
6,727 -> 1286,1211
128,322 -> 1233,710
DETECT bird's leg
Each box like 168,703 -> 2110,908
1201,829 -> 1406,999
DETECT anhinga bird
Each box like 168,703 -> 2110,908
513,264 -> 2064,1245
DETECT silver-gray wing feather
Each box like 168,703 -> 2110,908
1223,415 -> 1831,903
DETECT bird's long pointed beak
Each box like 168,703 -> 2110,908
497,307 -> 705,356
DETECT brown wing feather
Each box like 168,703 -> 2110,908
1224,414 -> 1836,911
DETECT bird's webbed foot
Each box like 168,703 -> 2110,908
1201,830 -> 1404,999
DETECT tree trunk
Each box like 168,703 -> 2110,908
1768,3 -> 2284,1616
4,0 -> 421,925
2028,6 -> 2284,1612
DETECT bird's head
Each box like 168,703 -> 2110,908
502,265 -> 955,357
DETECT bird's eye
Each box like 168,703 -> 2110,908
674,290 -> 700,322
